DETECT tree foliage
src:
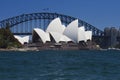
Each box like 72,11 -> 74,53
0,24 -> 22,48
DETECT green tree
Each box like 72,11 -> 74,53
0,23 -> 22,48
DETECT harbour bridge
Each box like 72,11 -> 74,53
0,12 -> 104,37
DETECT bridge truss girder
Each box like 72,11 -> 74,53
0,12 -> 104,36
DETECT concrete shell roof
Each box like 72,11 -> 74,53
46,18 -> 65,34
63,19 -> 78,43
33,28 -> 50,43
50,32 -> 72,43
85,31 -> 92,41
78,26 -> 86,42
14,35 -> 29,44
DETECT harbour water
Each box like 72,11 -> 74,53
0,50 -> 120,80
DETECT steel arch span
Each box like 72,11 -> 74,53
0,12 -> 104,36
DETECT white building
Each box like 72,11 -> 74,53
33,17 -> 92,43
32,28 -> 50,43
46,18 -> 65,34
15,17 -> 92,44
63,19 -> 78,43
49,32 -> 72,43
78,26 -> 86,42
14,35 -> 29,44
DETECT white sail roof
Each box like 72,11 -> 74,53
23,36 -> 29,43
14,35 -> 29,44
46,18 -> 65,34
60,35 -> 72,42
79,26 -> 85,31
46,32 -> 51,41
63,19 -> 78,43
50,32 -> 72,43
31,18 -> 92,44
61,25 -> 66,32
85,31 -> 92,41
33,28 -> 50,43
78,26 -> 86,42
14,36 -> 23,44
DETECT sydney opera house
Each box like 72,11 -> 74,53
14,18 -> 93,50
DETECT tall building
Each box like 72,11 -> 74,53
104,27 -> 118,48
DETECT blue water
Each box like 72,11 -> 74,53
0,50 -> 120,80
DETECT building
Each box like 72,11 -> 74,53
14,35 -> 29,44
14,17 -> 92,49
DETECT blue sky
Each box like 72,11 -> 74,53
0,0 -> 120,30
